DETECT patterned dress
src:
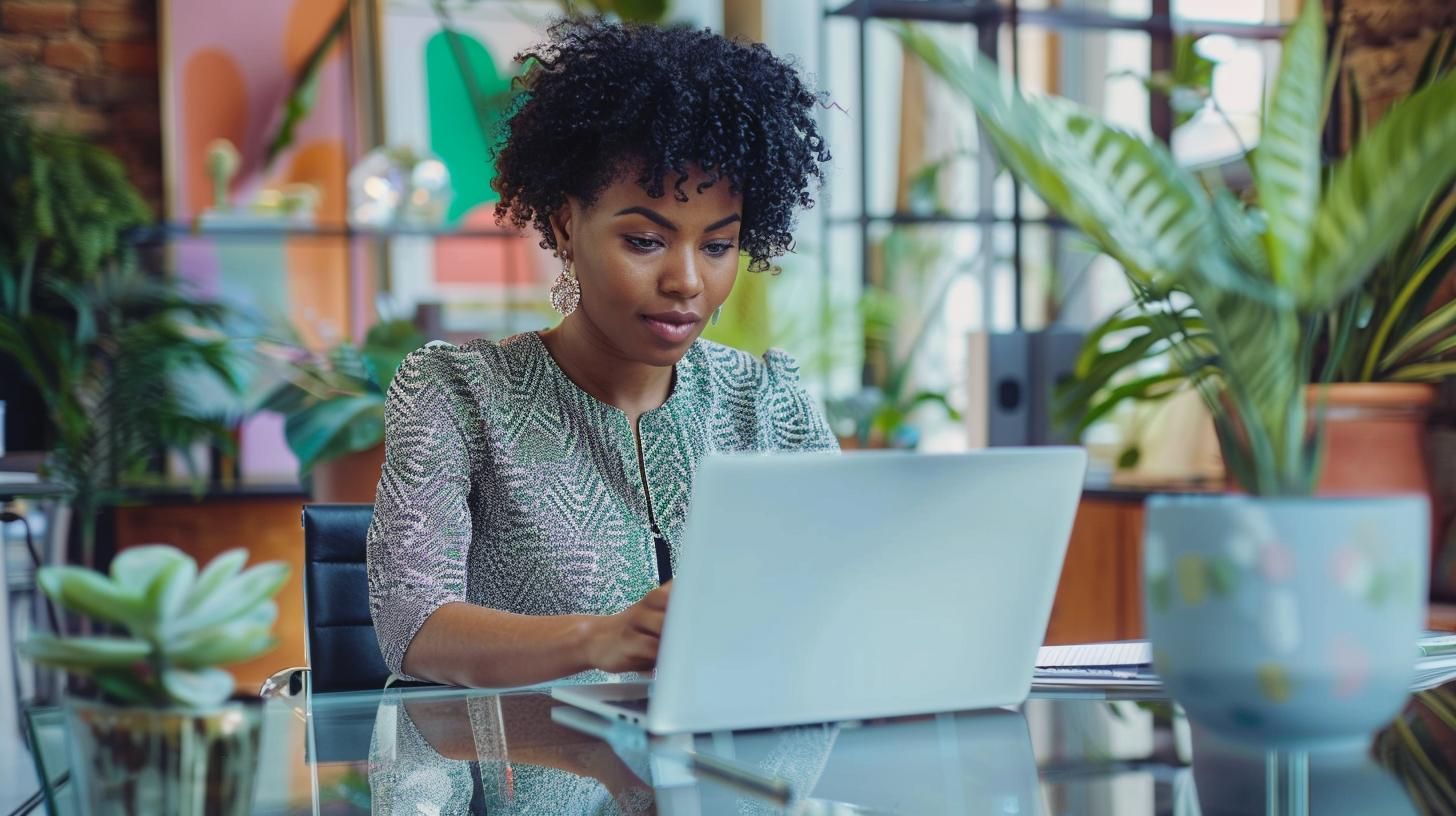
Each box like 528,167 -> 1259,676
366,330 -> 839,680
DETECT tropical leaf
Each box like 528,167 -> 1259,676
1077,370 -> 1189,434
283,393 -> 385,476
1304,68 -> 1456,311
1256,0 -> 1325,292
895,25 -> 1215,296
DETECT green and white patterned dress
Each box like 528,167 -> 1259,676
366,330 -> 838,680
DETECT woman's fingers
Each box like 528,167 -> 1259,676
629,606 -> 666,637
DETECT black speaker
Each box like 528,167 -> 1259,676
968,330 -> 1086,447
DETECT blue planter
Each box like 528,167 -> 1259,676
1144,494 -> 1428,750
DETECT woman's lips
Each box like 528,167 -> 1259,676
641,312 -> 700,344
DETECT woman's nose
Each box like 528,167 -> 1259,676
659,246 -> 705,299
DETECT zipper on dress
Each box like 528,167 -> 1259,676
634,423 -> 673,585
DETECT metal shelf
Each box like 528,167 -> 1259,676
126,221 -> 520,245
828,212 -> 1074,228
824,0 -> 1288,39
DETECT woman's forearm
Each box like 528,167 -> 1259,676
401,601 -> 599,688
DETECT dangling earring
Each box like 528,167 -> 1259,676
710,306 -> 722,326
550,252 -> 580,316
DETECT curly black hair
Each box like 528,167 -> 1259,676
491,19 -> 831,273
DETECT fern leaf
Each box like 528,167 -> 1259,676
1256,0 -> 1325,291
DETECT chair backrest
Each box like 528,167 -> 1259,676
301,504 -> 391,693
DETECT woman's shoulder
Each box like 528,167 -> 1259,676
391,333 -> 545,398
689,339 -> 807,394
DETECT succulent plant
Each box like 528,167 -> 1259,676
20,545 -> 289,709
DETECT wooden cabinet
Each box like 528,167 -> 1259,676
1044,496 -> 1145,645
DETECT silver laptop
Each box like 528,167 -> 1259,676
553,447 -> 1087,734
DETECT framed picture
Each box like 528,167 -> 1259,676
371,0 -> 560,339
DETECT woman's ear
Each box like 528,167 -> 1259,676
548,203 -> 574,260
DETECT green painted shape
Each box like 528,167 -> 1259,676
426,31 -> 514,223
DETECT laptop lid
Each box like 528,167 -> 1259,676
647,448 -> 1086,734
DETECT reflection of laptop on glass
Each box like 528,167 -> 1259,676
553,448 -> 1087,735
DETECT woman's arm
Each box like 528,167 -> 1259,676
402,583 -> 671,688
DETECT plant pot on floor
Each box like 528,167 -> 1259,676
310,443 -> 385,504
65,696 -> 264,815
1144,494 -> 1429,751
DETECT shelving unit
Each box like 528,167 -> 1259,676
818,0 -> 1289,390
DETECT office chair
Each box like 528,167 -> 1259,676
298,503 -> 393,694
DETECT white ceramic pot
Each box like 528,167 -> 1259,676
1144,494 -> 1428,751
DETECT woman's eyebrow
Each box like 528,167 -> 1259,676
615,206 -> 677,231
704,214 -> 742,232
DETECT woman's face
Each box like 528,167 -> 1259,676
553,168 -> 741,367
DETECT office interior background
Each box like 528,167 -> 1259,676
3,0 -> 1456,812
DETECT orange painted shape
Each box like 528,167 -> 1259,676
181,48 -> 248,216
434,205 -> 538,286
284,140 -> 350,347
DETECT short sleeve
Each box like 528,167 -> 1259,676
366,344 -> 477,678
761,348 -> 840,453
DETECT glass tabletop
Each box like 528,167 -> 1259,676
22,683 -> 1447,815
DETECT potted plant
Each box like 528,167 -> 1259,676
899,0 -> 1456,749
256,318 -> 424,502
0,87 -> 244,566
20,544 -> 289,815
1055,30 -> 1456,498
0,82 -> 155,457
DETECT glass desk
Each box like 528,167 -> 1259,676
22,684 -> 1445,815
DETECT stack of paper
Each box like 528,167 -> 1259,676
1033,633 -> 1456,694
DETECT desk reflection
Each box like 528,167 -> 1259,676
365,691 -> 1043,815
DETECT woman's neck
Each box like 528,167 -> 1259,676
539,317 -> 675,422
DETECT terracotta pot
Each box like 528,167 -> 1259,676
1312,383 -> 1435,496
310,443 -> 386,504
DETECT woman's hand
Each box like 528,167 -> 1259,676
583,583 -> 672,673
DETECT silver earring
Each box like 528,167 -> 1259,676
710,306 -> 722,326
550,254 -> 580,316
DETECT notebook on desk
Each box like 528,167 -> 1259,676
1033,634 -> 1456,692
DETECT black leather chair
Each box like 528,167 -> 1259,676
301,503 -> 392,694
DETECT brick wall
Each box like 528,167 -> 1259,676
0,0 -> 162,212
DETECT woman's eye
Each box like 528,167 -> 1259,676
625,236 -> 663,252
704,241 -> 737,257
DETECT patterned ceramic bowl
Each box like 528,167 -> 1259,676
1144,494 -> 1428,751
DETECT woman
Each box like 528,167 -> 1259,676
366,18 -> 836,689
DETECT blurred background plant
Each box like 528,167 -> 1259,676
0,86 -> 244,566
1054,30 -> 1456,469
19,545 -> 288,708
255,318 -> 425,481
899,0 -> 1456,494
1374,683 -> 1456,813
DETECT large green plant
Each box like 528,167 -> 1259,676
20,545 -> 288,708
1055,31 -> 1456,452
0,90 -> 242,561
256,319 -> 425,479
0,84 -> 150,318
0,268 -> 243,561
898,1 -> 1456,495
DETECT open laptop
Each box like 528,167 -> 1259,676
553,447 -> 1087,734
